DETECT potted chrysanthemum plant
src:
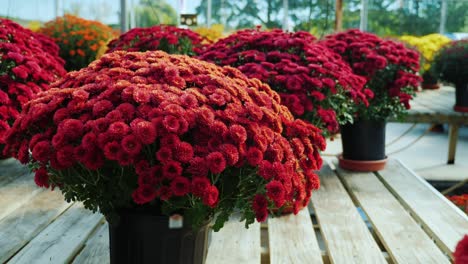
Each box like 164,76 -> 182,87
198,28 -> 372,137
0,18 -> 66,159
320,29 -> 421,171
431,40 -> 468,112
400,33 -> 451,90
3,50 -> 325,264
106,25 -> 204,56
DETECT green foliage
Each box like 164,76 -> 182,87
135,0 -> 177,27
196,0 -> 467,36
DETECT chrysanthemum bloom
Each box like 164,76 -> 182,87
106,25 -> 204,56
320,29 -> 421,120
39,14 -> 117,70
4,51 -> 325,230
0,18 -> 66,158
198,28 -> 371,135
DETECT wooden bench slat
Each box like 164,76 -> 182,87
73,222 -> 110,264
268,207 -> 323,264
0,158 -> 30,186
205,219 -> 261,264
377,159 -> 468,258
0,190 -> 71,263
8,203 -> 104,264
312,164 -> 387,264
337,167 -> 450,264
0,172 -> 42,222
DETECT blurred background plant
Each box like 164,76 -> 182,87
194,24 -> 225,43
38,14 -> 117,71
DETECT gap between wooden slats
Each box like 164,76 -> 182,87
8,203 -> 104,264
0,190 -> 72,263
336,166 -> 450,263
376,159 -> 468,259
205,218 -> 261,264
311,163 -> 387,264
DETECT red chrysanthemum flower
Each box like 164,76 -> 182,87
455,235 -> 468,264
266,180 -> 286,207
34,167 -> 50,188
170,176 -> 191,196
121,134 -> 142,155
191,177 -> 211,197
206,151 -> 227,174
203,185 -> 219,207
132,184 -> 157,204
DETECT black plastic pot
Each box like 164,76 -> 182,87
109,210 -> 209,264
454,82 -> 468,112
340,120 -> 386,161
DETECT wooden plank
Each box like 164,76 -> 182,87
73,222 -> 109,264
205,219 -> 261,264
8,203 -> 104,264
268,207 -> 323,264
311,163 -> 386,264
0,172 -> 43,222
0,190 -> 72,263
447,124 -> 459,164
377,159 -> 468,258
0,158 -> 30,185
337,167 -> 450,264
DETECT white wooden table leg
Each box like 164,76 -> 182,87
447,124 -> 459,164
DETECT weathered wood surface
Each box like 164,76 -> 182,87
337,167 -> 449,263
1,158 -> 465,263
205,219 -> 261,264
8,203 -> 104,264
395,86 -> 468,124
377,159 -> 468,259
311,164 -> 387,264
73,223 -> 110,264
268,207 -> 323,264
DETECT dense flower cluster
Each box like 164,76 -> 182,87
198,28 -> 370,135
455,235 -> 468,264
447,194 -> 468,213
431,40 -> 468,85
4,51 -> 325,230
0,18 -> 66,156
194,24 -> 225,43
107,25 -> 204,56
39,14 -> 117,71
321,29 -> 421,121
400,34 -> 451,72
400,34 -> 451,87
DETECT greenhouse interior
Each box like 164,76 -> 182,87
0,0 -> 467,263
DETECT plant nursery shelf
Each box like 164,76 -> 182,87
390,86 -> 468,164
0,157 -> 466,264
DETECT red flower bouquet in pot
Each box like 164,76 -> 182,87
198,28 -> 371,137
0,18 -> 66,159
320,29 -> 421,171
4,50 -> 325,264
106,25 -> 204,56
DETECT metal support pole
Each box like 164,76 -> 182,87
283,0 -> 289,31
120,0 -> 128,32
359,0 -> 368,31
54,0 -> 59,17
207,0 -> 212,27
440,0 -> 447,34
335,0 -> 343,32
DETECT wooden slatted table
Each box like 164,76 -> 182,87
1,157 -> 467,264
392,86 -> 468,164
